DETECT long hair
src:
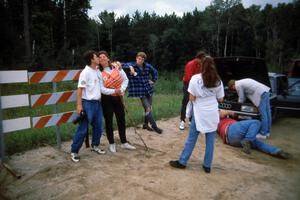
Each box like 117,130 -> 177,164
202,56 -> 221,88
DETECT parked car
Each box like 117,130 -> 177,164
214,57 -> 276,120
268,72 -> 300,118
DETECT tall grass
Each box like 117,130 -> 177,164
2,71 -> 183,155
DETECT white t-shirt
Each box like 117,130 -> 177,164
188,74 -> 224,133
235,78 -> 270,107
78,66 -> 115,100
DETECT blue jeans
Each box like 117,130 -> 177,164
71,99 -> 103,153
179,114 -> 216,168
227,120 -> 280,155
259,92 -> 272,135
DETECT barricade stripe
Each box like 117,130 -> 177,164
53,70 -> 68,82
73,71 -> 81,80
29,71 -> 46,83
57,91 -> 73,103
63,70 -> 81,81
32,93 -> 52,108
33,115 -> 52,128
57,112 -> 73,125
40,71 -> 57,83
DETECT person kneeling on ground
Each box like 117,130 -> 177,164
217,109 -> 290,159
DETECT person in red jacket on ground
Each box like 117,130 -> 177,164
179,51 -> 206,130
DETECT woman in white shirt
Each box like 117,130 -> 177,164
170,56 -> 224,173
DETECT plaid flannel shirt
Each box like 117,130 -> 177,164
122,61 -> 158,98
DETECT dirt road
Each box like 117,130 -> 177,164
1,116 -> 299,200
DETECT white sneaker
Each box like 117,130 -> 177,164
256,133 -> 268,140
91,145 -> 106,154
109,143 -> 117,153
71,153 -> 80,162
121,142 -> 136,150
179,121 -> 185,130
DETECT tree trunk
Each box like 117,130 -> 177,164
23,0 -> 31,62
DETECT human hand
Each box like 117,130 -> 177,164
149,80 -> 154,85
129,66 -> 136,76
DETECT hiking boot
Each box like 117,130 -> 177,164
275,150 -> 290,159
152,126 -> 163,134
121,142 -> 136,150
109,143 -> 116,153
71,153 -> 80,162
91,145 -> 106,154
169,160 -> 186,169
143,124 -> 154,131
202,165 -> 211,173
179,121 -> 185,130
241,140 -> 251,154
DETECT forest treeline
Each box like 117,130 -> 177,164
1,0 -> 300,71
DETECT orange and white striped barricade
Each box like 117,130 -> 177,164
0,70 -> 30,162
28,70 -> 80,148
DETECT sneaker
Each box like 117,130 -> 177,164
256,133 -> 267,140
71,153 -> 80,162
241,140 -> 252,154
109,143 -> 117,153
121,142 -> 136,150
169,160 -> 186,169
152,126 -> 163,134
179,121 -> 185,130
275,150 -> 290,159
202,165 -> 211,173
143,124 -> 154,131
91,145 -> 106,154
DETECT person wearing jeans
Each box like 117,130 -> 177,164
228,78 -> 272,138
170,56 -> 224,173
217,110 -> 289,158
70,50 -> 118,162
179,51 -> 206,130
122,52 -> 162,134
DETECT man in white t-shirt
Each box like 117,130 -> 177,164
70,50 -> 120,162
228,78 -> 271,139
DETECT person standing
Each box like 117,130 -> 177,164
98,50 -> 136,153
70,50 -> 118,162
169,56 -> 224,173
228,78 -> 271,139
123,52 -> 163,134
179,51 -> 206,130
217,109 -> 289,159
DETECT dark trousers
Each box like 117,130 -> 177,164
140,94 -> 157,128
102,95 -> 127,144
180,82 -> 190,121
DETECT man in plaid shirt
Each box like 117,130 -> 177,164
123,52 -> 163,134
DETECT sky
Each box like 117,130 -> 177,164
88,0 -> 294,18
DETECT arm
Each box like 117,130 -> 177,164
76,88 -> 83,114
189,93 -> 196,101
237,87 -> 245,103
148,63 -> 158,83
99,73 -> 119,95
120,69 -> 129,94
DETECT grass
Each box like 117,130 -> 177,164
1,71 -> 183,155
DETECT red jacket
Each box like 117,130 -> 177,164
182,58 -> 202,83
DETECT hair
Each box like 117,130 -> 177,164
83,50 -> 97,65
195,51 -> 206,59
98,50 -> 111,71
136,52 -> 147,60
202,56 -> 221,88
227,80 -> 236,89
